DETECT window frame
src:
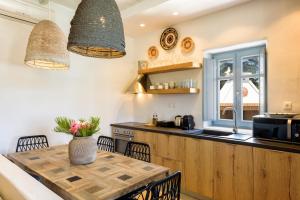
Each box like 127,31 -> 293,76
204,45 -> 267,129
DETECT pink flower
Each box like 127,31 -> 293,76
69,121 -> 80,135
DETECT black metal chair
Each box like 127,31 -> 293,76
124,141 -> 151,163
97,136 -> 115,152
121,171 -> 181,200
16,135 -> 49,152
147,171 -> 181,200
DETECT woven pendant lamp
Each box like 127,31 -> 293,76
24,20 -> 70,70
67,0 -> 126,58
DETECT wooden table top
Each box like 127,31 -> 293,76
8,145 -> 169,200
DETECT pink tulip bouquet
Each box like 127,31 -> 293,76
54,117 -> 100,137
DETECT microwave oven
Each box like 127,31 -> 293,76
253,115 -> 300,144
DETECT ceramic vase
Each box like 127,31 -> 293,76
68,136 -> 97,165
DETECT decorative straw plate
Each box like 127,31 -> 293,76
148,46 -> 159,59
181,37 -> 195,53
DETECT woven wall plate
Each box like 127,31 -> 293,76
160,27 -> 178,50
148,46 -> 159,59
181,37 -> 195,53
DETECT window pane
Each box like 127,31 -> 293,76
219,59 -> 233,77
242,55 -> 259,75
242,77 -> 260,121
219,79 -> 233,120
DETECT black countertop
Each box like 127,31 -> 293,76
111,122 -> 202,135
111,122 -> 300,154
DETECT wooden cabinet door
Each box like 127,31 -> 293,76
213,142 -> 253,200
162,157 -> 185,175
155,133 -> 169,158
134,130 -> 157,159
155,133 -> 186,190
290,152 -> 300,200
161,157 -> 186,191
156,133 -> 185,161
134,131 -> 186,189
184,138 -> 213,198
253,148 -> 291,200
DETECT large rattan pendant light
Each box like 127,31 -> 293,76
67,0 -> 126,58
24,20 -> 70,69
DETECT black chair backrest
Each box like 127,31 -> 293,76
116,172 -> 181,200
124,141 -> 151,163
97,136 -> 115,152
146,171 -> 181,200
16,135 -> 49,152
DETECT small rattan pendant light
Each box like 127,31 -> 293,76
67,0 -> 126,58
24,20 -> 69,69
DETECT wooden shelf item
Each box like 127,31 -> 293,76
138,62 -> 201,75
146,88 -> 200,94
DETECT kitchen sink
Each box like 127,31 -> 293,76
200,129 -> 233,136
198,129 -> 252,141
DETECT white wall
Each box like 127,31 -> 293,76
132,0 -> 300,127
0,3 -> 137,154
1,0 -> 300,154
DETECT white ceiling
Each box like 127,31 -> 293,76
54,0 -> 251,36
52,0 -> 144,10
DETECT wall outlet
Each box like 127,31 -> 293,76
283,101 -> 292,111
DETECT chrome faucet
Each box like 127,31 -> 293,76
222,107 -> 238,134
232,109 -> 238,134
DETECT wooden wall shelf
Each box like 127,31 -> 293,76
138,62 -> 201,75
147,88 -> 200,94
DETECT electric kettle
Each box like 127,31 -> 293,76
175,115 -> 182,127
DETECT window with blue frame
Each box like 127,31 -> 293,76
203,45 -> 266,129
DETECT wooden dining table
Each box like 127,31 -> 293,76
7,145 -> 169,200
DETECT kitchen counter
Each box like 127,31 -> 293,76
111,122 -> 202,135
111,122 -> 300,154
